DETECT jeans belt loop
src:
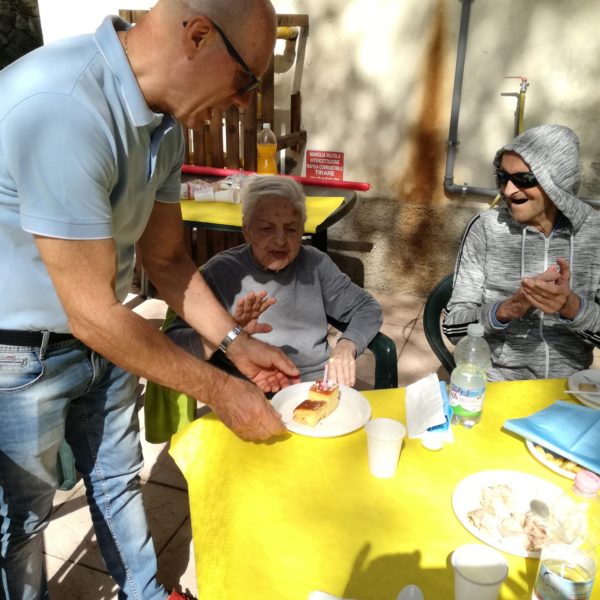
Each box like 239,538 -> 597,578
40,331 -> 50,360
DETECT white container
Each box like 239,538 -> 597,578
451,543 -> 508,600
364,418 -> 406,478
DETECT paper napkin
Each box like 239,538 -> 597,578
503,400 -> 600,474
405,373 -> 450,439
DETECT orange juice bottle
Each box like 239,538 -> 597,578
257,123 -> 278,174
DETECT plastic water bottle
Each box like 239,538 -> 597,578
257,123 -> 278,174
449,323 -> 490,428
532,470 -> 600,600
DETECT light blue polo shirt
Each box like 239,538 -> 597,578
0,16 -> 184,332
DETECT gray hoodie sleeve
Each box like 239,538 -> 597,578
555,236 -> 600,348
316,251 -> 383,355
442,214 -> 509,344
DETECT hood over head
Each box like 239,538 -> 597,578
493,124 -> 590,230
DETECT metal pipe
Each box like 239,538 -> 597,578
580,197 -> 600,208
442,3 -> 600,208
443,0 -> 498,197
444,183 -> 497,198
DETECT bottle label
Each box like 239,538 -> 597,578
448,383 -> 484,416
533,560 -> 595,600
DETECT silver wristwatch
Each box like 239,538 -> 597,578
218,325 -> 243,354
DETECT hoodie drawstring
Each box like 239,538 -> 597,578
520,228 -> 526,279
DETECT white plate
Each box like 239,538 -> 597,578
452,470 -> 563,558
271,382 -> 371,438
526,440 -> 576,480
567,369 -> 600,408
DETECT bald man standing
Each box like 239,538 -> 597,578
0,1 -> 298,598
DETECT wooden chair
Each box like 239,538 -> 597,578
180,14 -> 309,260
118,9 -> 308,172
120,10 -> 309,275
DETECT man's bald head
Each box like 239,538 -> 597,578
168,0 -> 277,69
128,0 -> 277,125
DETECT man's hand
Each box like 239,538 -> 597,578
210,374 -> 287,441
233,291 -> 276,335
227,333 -> 301,393
327,339 -> 357,387
521,258 -> 581,318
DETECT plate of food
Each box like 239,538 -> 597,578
526,440 -> 583,480
452,470 -> 563,558
567,370 -> 600,408
271,380 -> 371,438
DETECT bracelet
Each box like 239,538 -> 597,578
218,325 -> 243,354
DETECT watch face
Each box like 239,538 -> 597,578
219,326 -> 242,353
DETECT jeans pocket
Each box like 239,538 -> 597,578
0,349 -> 45,392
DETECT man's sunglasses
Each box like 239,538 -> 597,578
495,168 -> 539,189
183,20 -> 262,96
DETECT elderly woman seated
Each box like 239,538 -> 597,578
166,175 -> 383,386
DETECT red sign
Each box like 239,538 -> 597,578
305,150 -> 344,182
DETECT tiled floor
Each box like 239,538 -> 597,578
44,290 -> 443,599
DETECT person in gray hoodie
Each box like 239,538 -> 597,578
443,124 -> 600,381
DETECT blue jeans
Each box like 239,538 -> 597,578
0,336 -> 168,600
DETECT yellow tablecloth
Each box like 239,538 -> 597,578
180,196 -> 345,234
169,379 -> 599,600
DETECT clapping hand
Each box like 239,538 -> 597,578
521,258 -> 580,318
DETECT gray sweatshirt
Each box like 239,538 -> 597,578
167,244 -> 383,381
442,198 -> 600,381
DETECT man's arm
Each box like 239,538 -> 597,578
34,233 -> 289,441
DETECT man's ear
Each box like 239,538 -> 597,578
181,16 -> 213,58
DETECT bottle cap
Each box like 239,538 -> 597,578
263,123 -> 270,129
467,323 -> 484,337
574,470 -> 600,496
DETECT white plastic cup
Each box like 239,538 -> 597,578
365,418 -> 406,478
451,544 -> 508,600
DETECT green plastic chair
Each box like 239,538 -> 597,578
423,274 -> 456,375
370,332 -> 398,389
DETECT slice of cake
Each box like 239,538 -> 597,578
292,399 -> 329,427
292,378 -> 340,427
308,379 -> 340,407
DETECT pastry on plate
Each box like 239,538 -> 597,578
533,444 -> 582,475
293,379 -> 340,427
578,382 -> 598,393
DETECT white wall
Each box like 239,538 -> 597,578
37,0 -> 600,196
37,0 -> 600,293
38,0 -> 154,43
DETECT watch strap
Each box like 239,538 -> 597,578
218,325 -> 243,354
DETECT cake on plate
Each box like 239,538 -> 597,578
293,378 -> 340,427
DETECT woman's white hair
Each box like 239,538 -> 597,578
242,175 -> 306,225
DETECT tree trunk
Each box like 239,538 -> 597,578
0,0 -> 43,70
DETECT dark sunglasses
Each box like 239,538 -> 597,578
495,168 -> 539,189
183,20 -> 262,96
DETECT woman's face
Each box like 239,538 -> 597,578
243,196 -> 304,271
